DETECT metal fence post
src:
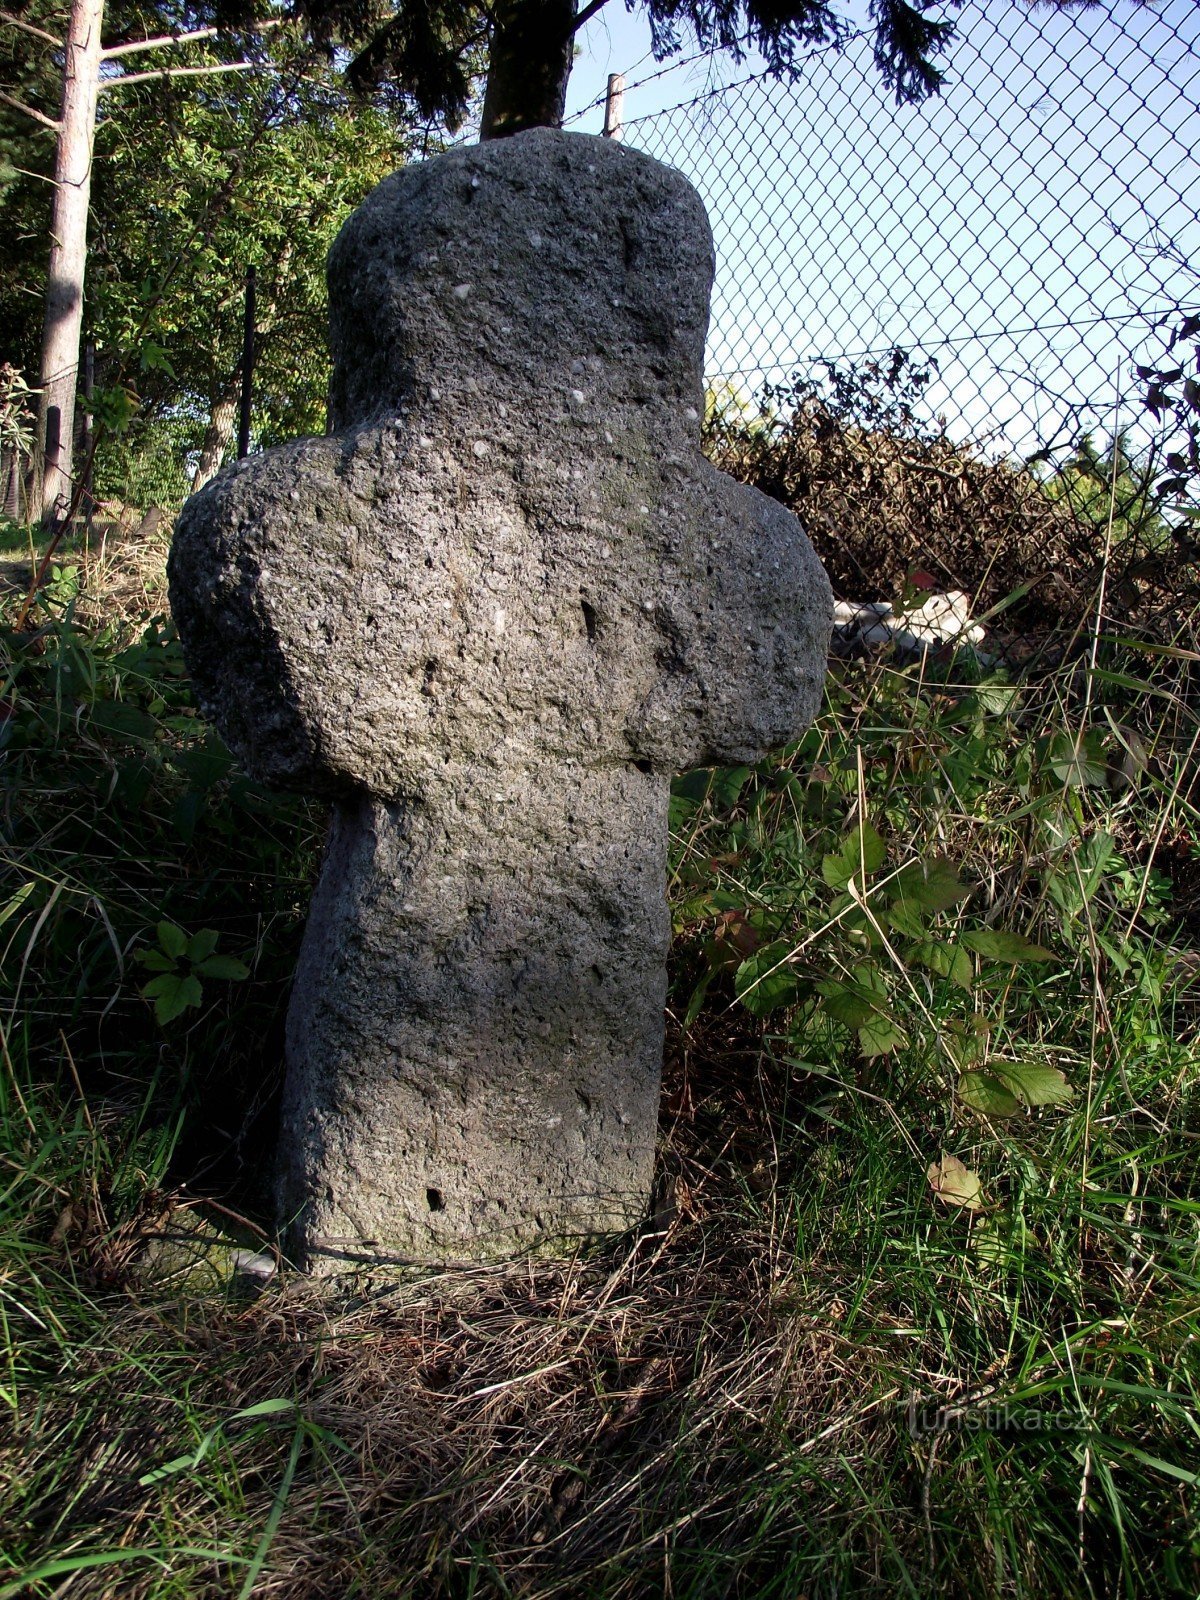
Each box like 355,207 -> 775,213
603,74 -> 624,141
81,338 -> 94,511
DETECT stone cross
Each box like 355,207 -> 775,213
169,129 -> 832,1269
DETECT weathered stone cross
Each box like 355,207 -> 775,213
169,129 -> 832,1268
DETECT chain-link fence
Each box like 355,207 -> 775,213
26,0 -> 1196,657
572,0 -> 1199,653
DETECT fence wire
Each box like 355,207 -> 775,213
596,0 -> 1199,652
28,0 -> 1195,658
615,0 -> 1198,452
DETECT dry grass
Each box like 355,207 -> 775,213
0,503 -> 172,629
15,1170 -> 917,1599
707,403 -> 1199,650
3,452 -> 1199,1599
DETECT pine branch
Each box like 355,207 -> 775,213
101,19 -> 282,61
0,8 -> 60,47
98,60 -> 267,91
0,87 -> 60,129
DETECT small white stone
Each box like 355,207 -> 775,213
231,1249 -> 276,1281
429,386 -> 440,402
638,505 -> 649,516
528,230 -> 542,248
643,598 -> 654,612
473,440 -> 489,458
418,435 -> 432,448
604,430 -> 614,445
500,324 -> 512,335
685,407 -> 699,421
498,404 -> 508,418
470,174 -> 480,188
452,282 -> 471,299
571,389 -> 586,404
494,608 -> 507,633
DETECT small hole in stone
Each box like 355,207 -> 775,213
633,758 -> 653,775
421,659 -> 438,694
424,554 -> 434,569
581,598 -> 597,643
426,1187 -> 444,1212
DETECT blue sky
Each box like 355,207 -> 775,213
562,0 -> 1200,460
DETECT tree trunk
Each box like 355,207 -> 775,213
37,0 -> 105,523
191,391 -> 238,493
479,0 -> 577,140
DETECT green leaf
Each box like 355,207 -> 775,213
188,928 -> 220,963
926,1154 -> 984,1211
1048,729 -> 1107,788
674,765 -> 753,812
959,1061 -> 1073,1113
142,972 -> 203,1025
157,921 -> 188,959
734,941 -> 801,1016
195,954 -> 250,982
709,890 -> 755,912
962,930 -> 1056,964
991,1060 -> 1074,1107
86,700 -> 159,742
858,1012 -> 906,1056
910,939 -> 973,991
972,1209 -> 1028,1264
886,900 -> 928,941
976,681 -> 1019,717
821,819 -> 885,891
683,968 -> 715,1028
816,968 -> 886,1029
668,794 -> 699,831
889,857 -> 970,914
138,338 -> 175,376
958,1070 -> 1022,1116
971,1215 -> 1007,1263
92,383 -> 138,435
709,765 -> 754,810
136,948 -> 177,973
944,1013 -> 992,1068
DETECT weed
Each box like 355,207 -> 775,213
0,533 -> 1197,1595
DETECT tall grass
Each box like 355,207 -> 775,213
0,541 -> 1197,1595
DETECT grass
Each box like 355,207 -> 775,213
0,531 -> 1198,1596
